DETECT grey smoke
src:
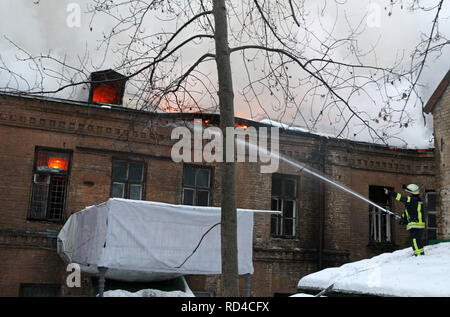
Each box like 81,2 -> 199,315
0,0 -> 448,148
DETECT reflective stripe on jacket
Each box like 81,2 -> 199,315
393,192 -> 425,230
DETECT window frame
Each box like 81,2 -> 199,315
181,164 -> 212,206
27,147 -> 72,223
270,173 -> 298,238
110,158 -> 146,200
425,190 -> 437,242
368,185 -> 394,245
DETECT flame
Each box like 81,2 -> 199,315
235,123 -> 248,129
92,84 -> 120,104
48,157 -> 69,171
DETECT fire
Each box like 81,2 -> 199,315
48,157 -> 69,171
235,123 -> 248,130
92,84 -> 121,104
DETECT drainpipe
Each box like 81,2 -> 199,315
318,138 -> 326,270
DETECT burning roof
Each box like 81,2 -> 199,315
88,69 -> 127,106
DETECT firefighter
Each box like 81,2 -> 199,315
384,184 -> 425,256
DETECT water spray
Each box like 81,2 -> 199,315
194,122 -> 400,219
235,133 -> 401,219
278,155 -> 401,219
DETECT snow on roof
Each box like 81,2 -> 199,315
259,119 -> 435,150
259,119 -> 336,139
297,242 -> 450,297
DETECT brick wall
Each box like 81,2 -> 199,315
432,84 -> 450,239
0,93 -> 437,297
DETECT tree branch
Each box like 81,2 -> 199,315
231,44 -> 387,143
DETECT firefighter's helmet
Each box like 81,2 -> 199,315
405,184 -> 420,195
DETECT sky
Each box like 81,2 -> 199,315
0,0 -> 449,148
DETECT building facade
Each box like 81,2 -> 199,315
0,91 -> 437,297
424,69 -> 450,240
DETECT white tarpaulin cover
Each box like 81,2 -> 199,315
57,198 -> 256,281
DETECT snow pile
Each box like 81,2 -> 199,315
297,242 -> 450,297
103,288 -> 195,297
99,276 -> 196,297
290,293 -> 316,297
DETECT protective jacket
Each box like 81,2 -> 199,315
388,190 -> 425,230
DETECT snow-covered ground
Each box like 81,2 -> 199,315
296,242 -> 450,297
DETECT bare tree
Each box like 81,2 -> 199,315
0,0 -> 448,296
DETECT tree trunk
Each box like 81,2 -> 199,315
212,0 -> 239,297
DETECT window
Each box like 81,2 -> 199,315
369,185 -> 393,243
111,160 -> 145,200
425,191 -> 437,241
29,149 -> 71,222
271,174 -> 297,237
182,165 -> 211,206
19,284 -> 60,297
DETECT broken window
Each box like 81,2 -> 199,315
182,165 -> 211,206
271,174 -> 297,237
425,191 -> 437,241
111,160 -> 145,200
369,185 -> 393,243
29,149 -> 71,222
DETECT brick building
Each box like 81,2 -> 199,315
424,69 -> 450,240
0,86 -> 437,296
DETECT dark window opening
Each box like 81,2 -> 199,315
29,149 -> 70,222
182,166 -> 211,206
111,160 -> 145,200
271,174 -> 298,238
369,185 -> 394,244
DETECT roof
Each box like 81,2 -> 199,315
423,69 -> 450,113
0,91 -> 434,153
90,69 -> 127,82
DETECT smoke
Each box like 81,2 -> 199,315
232,0 -> 449,148
331,0 -> 449,148
0,0 -> 448,148
0,0 -> 121,98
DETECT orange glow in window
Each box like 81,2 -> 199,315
92,84 -> 120,104
48,157 -> 69,171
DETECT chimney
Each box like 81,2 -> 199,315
88,69 -> 127,106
